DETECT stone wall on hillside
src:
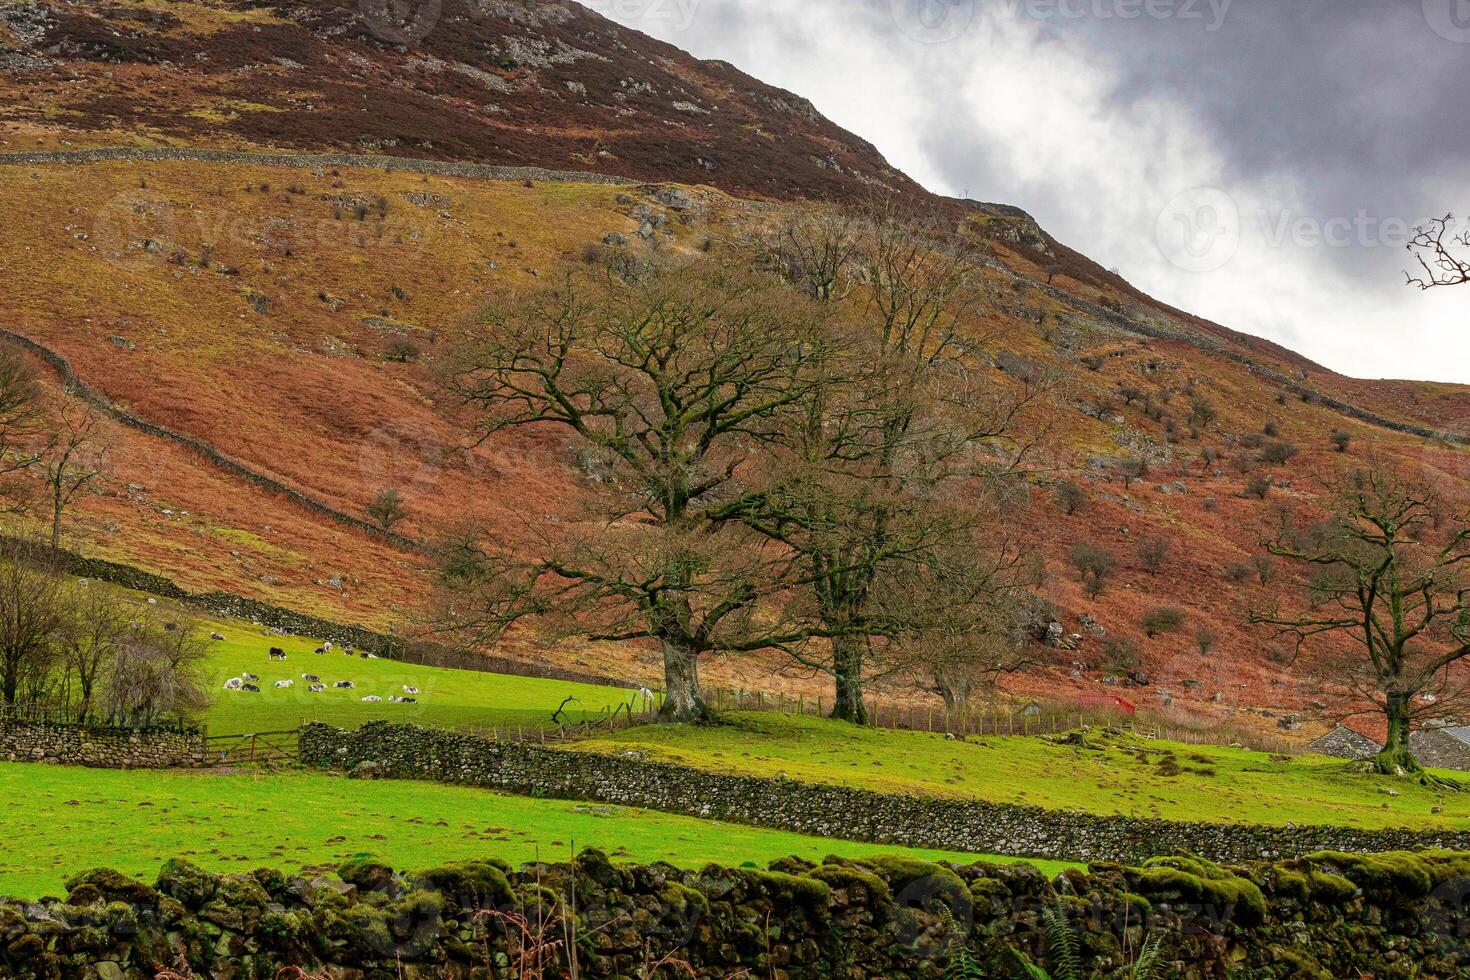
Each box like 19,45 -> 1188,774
302,721 -> 1470,866
9,846 -> 1470,978
0,718 -> 204,768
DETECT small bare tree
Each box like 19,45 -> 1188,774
367,487 -> 409,531
0,347 -> 46,512
59,582 -> 134,721
43,397 -> 107,550
1251,463 -> 1470,779
0,541 -> 65,705
1406,214 -> 1470,290
105,610 -> 210,727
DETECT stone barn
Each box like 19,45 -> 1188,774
1306,724 -> 1381,761
1410,721 -> 1470,772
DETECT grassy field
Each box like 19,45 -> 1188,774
199,621 -> 639,735
0,762 -> 1071,900
574,712 -> 1470,830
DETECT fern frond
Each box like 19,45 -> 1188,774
1041,901 -> 1083,980
1130,932 -> 1164,980
1009,948 -> 1054,980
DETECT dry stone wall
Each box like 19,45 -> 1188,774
302,721 -> 1470,866
0,719 -> 203,768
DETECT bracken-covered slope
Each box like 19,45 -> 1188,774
2,0 -> 1470,738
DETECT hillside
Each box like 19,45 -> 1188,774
1,0 -> 1468,738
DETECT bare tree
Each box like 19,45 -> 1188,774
763,209 -> 863,302
43,397 -> 107,550
1406,214 -> 1470,290
437,264 -> 832,722
59,582 -> 134,721
367,487 -> 409,531
1251,463 -> 1470,779
105,610 -> 210,726
0,541 -> 65,705
0,347 -> 47,511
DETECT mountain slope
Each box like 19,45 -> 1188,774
2,0 -> 1469,737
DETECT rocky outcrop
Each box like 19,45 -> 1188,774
7,848 -> 1470,978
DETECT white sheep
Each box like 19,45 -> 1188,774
242,673 -> 259,682
403,685 -> 419,695
274,680 -> 293,689
362,695 -> 382,703
307,684 -> 326,693
302,673 -> 321,682
223,677 -> 243,691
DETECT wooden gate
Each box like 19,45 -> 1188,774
203,729 -> 300,766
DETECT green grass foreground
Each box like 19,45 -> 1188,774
199,623 -> 638,735
575,712 -> 1470,830
0,762 -> 1073,900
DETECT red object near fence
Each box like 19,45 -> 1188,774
1077,694 -> 1136,716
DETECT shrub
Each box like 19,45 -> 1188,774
384,338 -> 421,363
1259,441 -> 1298,465
366,488 -> 408,531
1225,563 -> 1253,583
1068,542 -> 1117,579
1138,535 -> 1169,574
1263,421 -> 1280,437
1054,479 -> 1086,515
1202,496 -> 1219,513
1102,637 -> 1141,672
1251,554 -> 1276,584
1245,475 -> 1272,499
1141,606 -> 1186,637
1116,457 -> 1148,487
1332,431 -> 1353,453
1195,626 -> 1216,656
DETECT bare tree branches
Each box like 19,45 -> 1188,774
43,397 -> 108,550
1250,462 -> 1470,778
1406,214 -> 1470,290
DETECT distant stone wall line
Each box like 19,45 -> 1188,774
303,720 -> 1470,866
0,146 -> 638,186
0,326 -> 420,551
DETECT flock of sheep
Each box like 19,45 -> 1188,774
221,640 -> 421,704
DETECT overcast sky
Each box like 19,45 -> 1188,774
590,0 -> 1470,383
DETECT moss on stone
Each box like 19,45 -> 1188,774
407,860 -> 512,911
156,858 -> 218,908
805,864 -> 892,904
337,855 -> 396,892
1134,856 -> 1266,925
1303,851 -> 1433,899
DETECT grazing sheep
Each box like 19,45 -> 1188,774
307,684 -> 326,693
334,681 -> 355,689
398,697 -> 417,704
210,632 -> 226,641
313,647 -> 326,655
242,673 -> 259,682
241,683 -> 261,693
323,641 -> 333,651
302,674 -> 321,682
223,677 -> 244,691
403,686 -> 419,695
274,680 -> 293,689
269,648 -> 287,661
362,695 -> 382,703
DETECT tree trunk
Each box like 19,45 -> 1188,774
657,638 -> 709,723
830,636 -> 868,724
1375,693 -> 1422,775
51,482 -> 62,551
